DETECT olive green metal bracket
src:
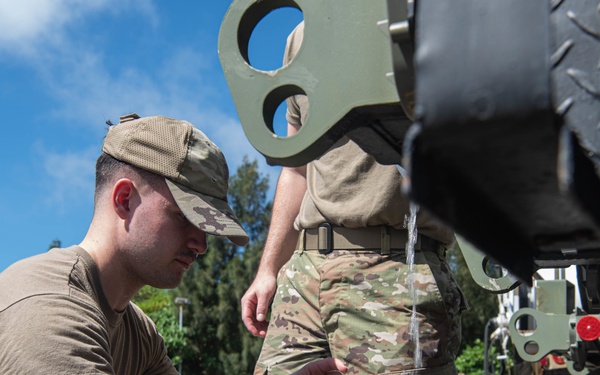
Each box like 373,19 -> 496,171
509,280 -> 589,374
509,307 -> 574,363
456,235 -> 521,294
218,0 -> 410,166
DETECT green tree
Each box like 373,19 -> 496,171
175,157 -> 272,374
455,338 -> 514,375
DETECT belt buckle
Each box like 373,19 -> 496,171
318,223 -> 333,255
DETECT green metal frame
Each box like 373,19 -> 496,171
218,0 -> 405,166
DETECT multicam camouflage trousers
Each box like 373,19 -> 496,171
254,248 -> 467,375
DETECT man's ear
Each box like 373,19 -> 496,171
112,178 -> 136,220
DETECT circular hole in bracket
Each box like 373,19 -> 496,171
238,2 -> 303,71
263,85 -> 307,137
524,341 -> 539,355
482,256 -> 507,279
514,313 -> 537,334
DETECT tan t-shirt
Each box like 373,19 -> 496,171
0,246 -> 177,375
285,22 -> 454,245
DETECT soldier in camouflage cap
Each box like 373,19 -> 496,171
0,113 -> 248,374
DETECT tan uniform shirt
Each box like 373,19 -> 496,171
0,246 -> 177,375
285,22 -> 454,245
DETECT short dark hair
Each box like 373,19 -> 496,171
94,153 -> 164,205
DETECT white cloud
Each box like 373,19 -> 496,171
33,142 -> 97,209
0,0 -> 105,54
0,0 -> 158,56
36,46 -> 220,131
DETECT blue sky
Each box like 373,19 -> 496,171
0,1 -> 302,271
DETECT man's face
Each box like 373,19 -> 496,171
123,178 -> 207,289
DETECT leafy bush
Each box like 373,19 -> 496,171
456,338 -> 513,375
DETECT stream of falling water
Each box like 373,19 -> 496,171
404,202 -> 422,369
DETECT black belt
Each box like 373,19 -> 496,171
297,223 -> 446,256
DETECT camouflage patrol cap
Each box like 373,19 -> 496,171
102,113 -> 249,246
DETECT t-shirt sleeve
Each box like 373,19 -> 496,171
0,295 -> 116,374
142,339 -> 178,375
137,316 -> 179,375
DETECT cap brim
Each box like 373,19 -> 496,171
165,179 -> 250,246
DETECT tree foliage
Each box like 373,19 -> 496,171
456,339 -> 491,375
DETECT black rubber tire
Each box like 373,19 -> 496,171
551,0 -> 600,159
